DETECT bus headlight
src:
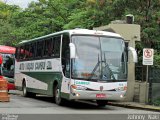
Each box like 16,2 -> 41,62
76,93 -> 80,97
71,85 -> 87,90
115,86 -> 127,91
120,94 -> 124,98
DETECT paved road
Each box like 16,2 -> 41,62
0,91 -> 159,120
0,90 -> 159,114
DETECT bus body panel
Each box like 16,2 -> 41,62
14,29 -> 131,103
17,29 -> 122,46
61,77 -> 71,94
68,79 -> 127,101
69,89 -> 126,101
15,58 -> 63,95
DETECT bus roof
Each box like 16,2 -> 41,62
18,29 -> 123,45
0,45 -> 16,54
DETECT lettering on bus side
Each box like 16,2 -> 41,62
26,62 -> 34,71
46,61 -> 52,70
35,62 -> 46,70
19,63 -> 25,70
75,81 -> 90,85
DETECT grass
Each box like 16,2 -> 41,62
153,97 -> 160,106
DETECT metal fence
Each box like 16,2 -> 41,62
135,66 -> 160,104
148,67 -> 160,104
135,66 -> 147,81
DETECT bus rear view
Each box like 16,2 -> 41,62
0,45 -> 15,91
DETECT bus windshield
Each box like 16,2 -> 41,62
71,35 -> 127,81
0,53 -> 14,78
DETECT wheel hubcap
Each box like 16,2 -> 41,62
56,88 -> 60,103
23,85 -> 26,96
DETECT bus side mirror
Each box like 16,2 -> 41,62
0,54 -> 3,65
69,43 -> 76,59
128,47 -> 137,63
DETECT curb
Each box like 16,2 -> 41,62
108,102 -> 160,112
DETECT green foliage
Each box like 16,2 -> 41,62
0,1 -> 21,46
0,0 -> 160,67
153,97 -> 160,106
154,51 -> 160,67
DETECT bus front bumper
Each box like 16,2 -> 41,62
69,90 -> 126,101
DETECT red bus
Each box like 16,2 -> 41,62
0,45 -> 16,91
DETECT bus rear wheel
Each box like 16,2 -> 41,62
22,81 -> 35,97
22,81 -> 28,97
54,85 -> 64,105
96,100 -> 108,107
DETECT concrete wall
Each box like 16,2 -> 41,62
134,81 -> 149,103
94,24 -> 140,42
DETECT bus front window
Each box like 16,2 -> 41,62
71,35 -> 127,81
100,37 -> 127,80
1,54 -> 14,78
72,36 -> 101,80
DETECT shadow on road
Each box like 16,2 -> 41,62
33,95 -> 114,110
9,90 -> 114,110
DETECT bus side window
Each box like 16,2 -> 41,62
24,44 -> 29,59
44,38 -> 53,57
20,46 -> 25,60
44,40 -> 48,57
51,38 -> 55,56
29,43 -> 35,59
36,41 -> 44,58
53,36 -> 61,57
16,47 -> 20,61
48,39 -> 53,56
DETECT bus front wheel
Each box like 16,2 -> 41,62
96,100 -> 108,107
54,85 -> 64,105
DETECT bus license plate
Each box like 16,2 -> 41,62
96,94 -> 106,98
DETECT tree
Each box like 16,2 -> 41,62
0,1 -> 21,46
64,0 -> 114,29
0,0 -> 160,67
123,0 -> 160,66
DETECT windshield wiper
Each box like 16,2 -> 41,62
103,53 -> 116,80
88,54 -> 116,80
88,54 -> 100,80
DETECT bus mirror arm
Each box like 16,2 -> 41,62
128,47 -> 137,63
69,43 -> 76,59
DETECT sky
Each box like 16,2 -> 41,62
2,0 -> 38,9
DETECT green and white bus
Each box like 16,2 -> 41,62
15,29 -> 137,106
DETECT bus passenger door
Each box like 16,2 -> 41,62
61,34 -> 70,94
61,56 -> 71,93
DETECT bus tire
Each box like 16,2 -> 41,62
96,100 -> 108,107
54,84 -> 64,105
22,81 -> 28,97
22,81 -> 36,97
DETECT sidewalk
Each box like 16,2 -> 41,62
108,101 -> 160,112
